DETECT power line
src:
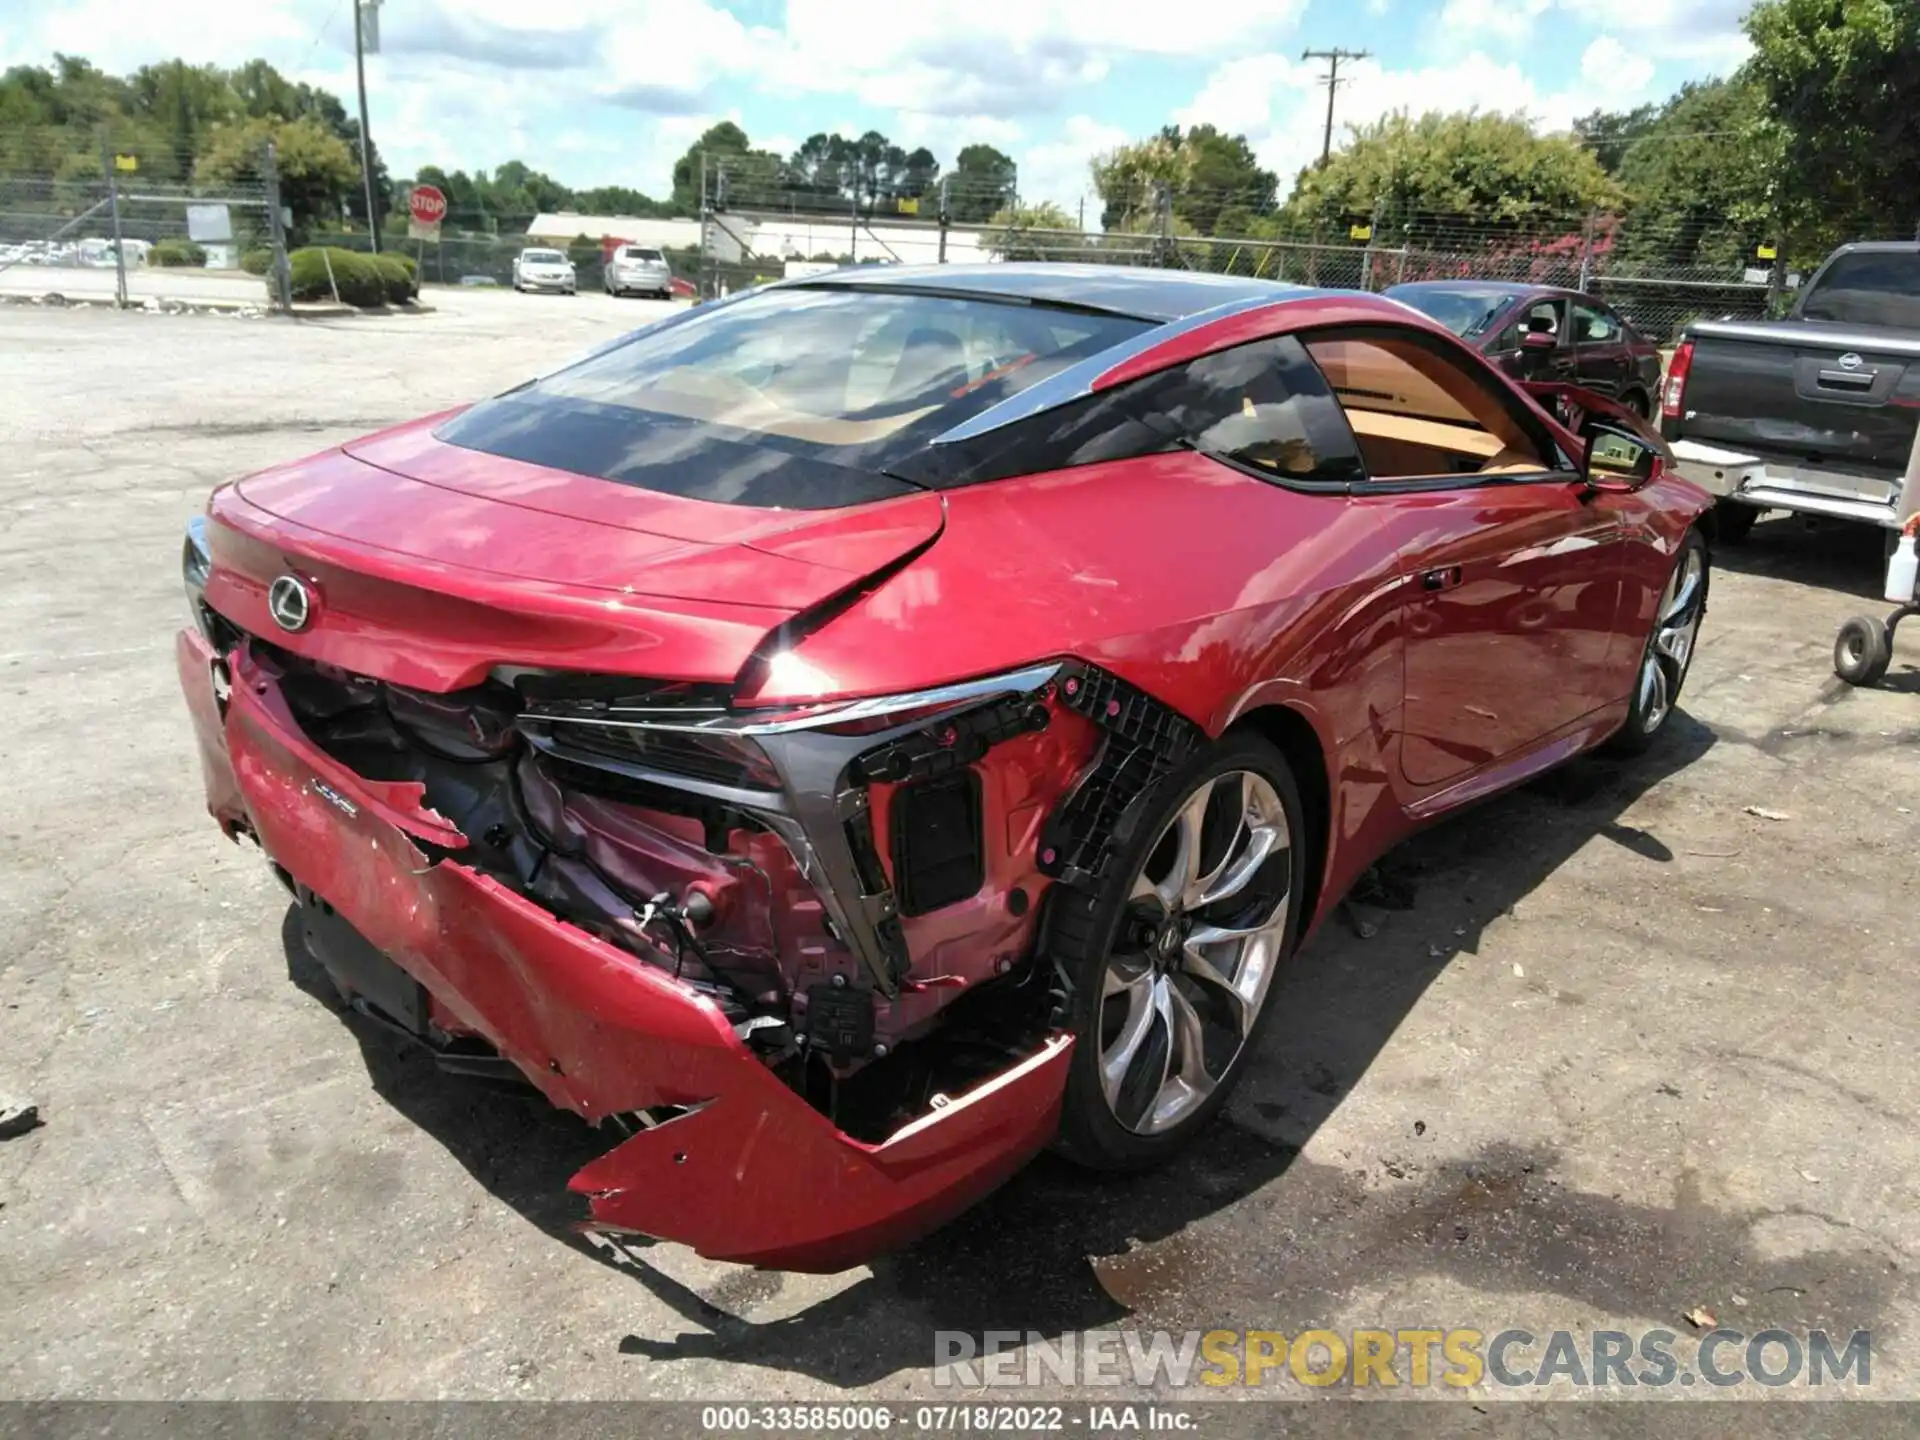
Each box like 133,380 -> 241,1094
1301,47 -> 1371,168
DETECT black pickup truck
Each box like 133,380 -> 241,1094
1661,241 -> 1920,541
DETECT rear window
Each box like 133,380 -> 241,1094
1800,251 -> 1920,328
437,286 -> 1151,508
621,247 -> 664,262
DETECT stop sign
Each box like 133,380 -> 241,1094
408,184 -> 447,225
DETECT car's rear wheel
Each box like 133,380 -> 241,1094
1608,530 -> 1708,754
1050,732 -> 1304,1170
1622,388 -> 1651,420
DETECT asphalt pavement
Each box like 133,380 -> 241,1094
2,285 -> 1917,1414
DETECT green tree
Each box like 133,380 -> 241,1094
981,202 -> 1083,260
1610,79 -> 1775,271
1743,0 -> 1920,257
671,120 -> 750,211
1572,103 -> 1662,175
949,143 -> 1017,223
195,114 -> 359,234
1281,110 -> 1622,234
1092,124 -> 1277,235
574,185 -> 669,217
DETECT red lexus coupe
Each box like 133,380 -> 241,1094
177,265 -> 1711,1271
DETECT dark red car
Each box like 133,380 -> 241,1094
177,265 -> 1710,1271
1386,281 -> 1666,418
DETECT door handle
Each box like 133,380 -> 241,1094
1421,566 -> 1462,592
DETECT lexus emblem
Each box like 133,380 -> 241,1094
267,575 -> 312,632
1838,352 -> 1864,371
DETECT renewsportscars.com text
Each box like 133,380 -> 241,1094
934,1327 -> 1871,1390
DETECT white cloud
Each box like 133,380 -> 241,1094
1556,0 -> 1751,67
1437,0 -> 1552,45
1579,34 -> 1656,97
1016,114 -> 1131,216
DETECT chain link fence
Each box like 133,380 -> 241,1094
1,136 -> 291,308
692,156 -> 1920,344
5,134 -> 1909,338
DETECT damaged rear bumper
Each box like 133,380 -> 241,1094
177,627 -> 1072,1271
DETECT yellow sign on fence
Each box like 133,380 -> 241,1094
113,154 -> 138,172
1349,223 -> 1373,241
1756,244 -> 1778,260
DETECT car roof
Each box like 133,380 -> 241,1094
793,262 -> 1333,323
1825,241 -> 1920,254
1387,280 -> 1577,301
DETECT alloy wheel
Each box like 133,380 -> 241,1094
1096,769 -> 1292,1135
1639,543 -> 1705,731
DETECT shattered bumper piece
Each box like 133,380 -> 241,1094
177,629 -> 1072,1271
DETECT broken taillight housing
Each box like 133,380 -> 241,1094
506,662 -> 1062,800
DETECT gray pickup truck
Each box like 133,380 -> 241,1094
1662,241 -> 1920,542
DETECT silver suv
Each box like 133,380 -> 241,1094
605,244 -> 674,299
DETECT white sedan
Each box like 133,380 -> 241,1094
512,248 -> 576,295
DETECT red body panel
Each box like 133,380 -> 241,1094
176,282 -> 1712,1269
180,629 -> 1071,1270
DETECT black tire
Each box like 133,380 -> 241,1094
1712,499 -> 1759,544
1833,616 -> 1892,687
1622,388 -> 1651,420
1049,730 -> 1307,1171
1608,529 -> 1710,754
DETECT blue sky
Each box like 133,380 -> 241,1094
4,0 -> 1755,212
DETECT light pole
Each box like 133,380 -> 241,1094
354,0 -> 382,252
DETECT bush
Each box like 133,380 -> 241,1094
372,252 -> 417,303
240,247 -> 274,276
148,238 -> 207,268
285,246 -> 388,306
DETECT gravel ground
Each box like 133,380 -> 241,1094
2,287 -> 1917,1414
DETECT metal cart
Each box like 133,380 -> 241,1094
1834,424 -> 1920,687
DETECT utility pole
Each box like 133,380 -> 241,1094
354,0 -> 382,253
937,174 -> 951,264
1301,47 -> 1371,167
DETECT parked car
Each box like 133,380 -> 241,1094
176,265 -> 1710,1271
1387,281 -> 1665,418
604,244 -> 674,299
458,275 -> 501,287
512,248 -> 576,295
1661,241 -> 1920,542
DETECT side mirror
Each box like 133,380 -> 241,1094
1582,422 -> 1664,493
1520,329 -> 1558,353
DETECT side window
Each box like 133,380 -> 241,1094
1303,329 -> 1553,481
1524,299 -> 1564,343
1573,301 -> 1617,344
893,334 -> 1366,490
1493,300 -> 1562,352
1129,334 -> 1365,486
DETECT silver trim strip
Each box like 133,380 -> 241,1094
928,292 -> 1325,446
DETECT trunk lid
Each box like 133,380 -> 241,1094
1680,319 -> 1920,470
209,419 -> 943,691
